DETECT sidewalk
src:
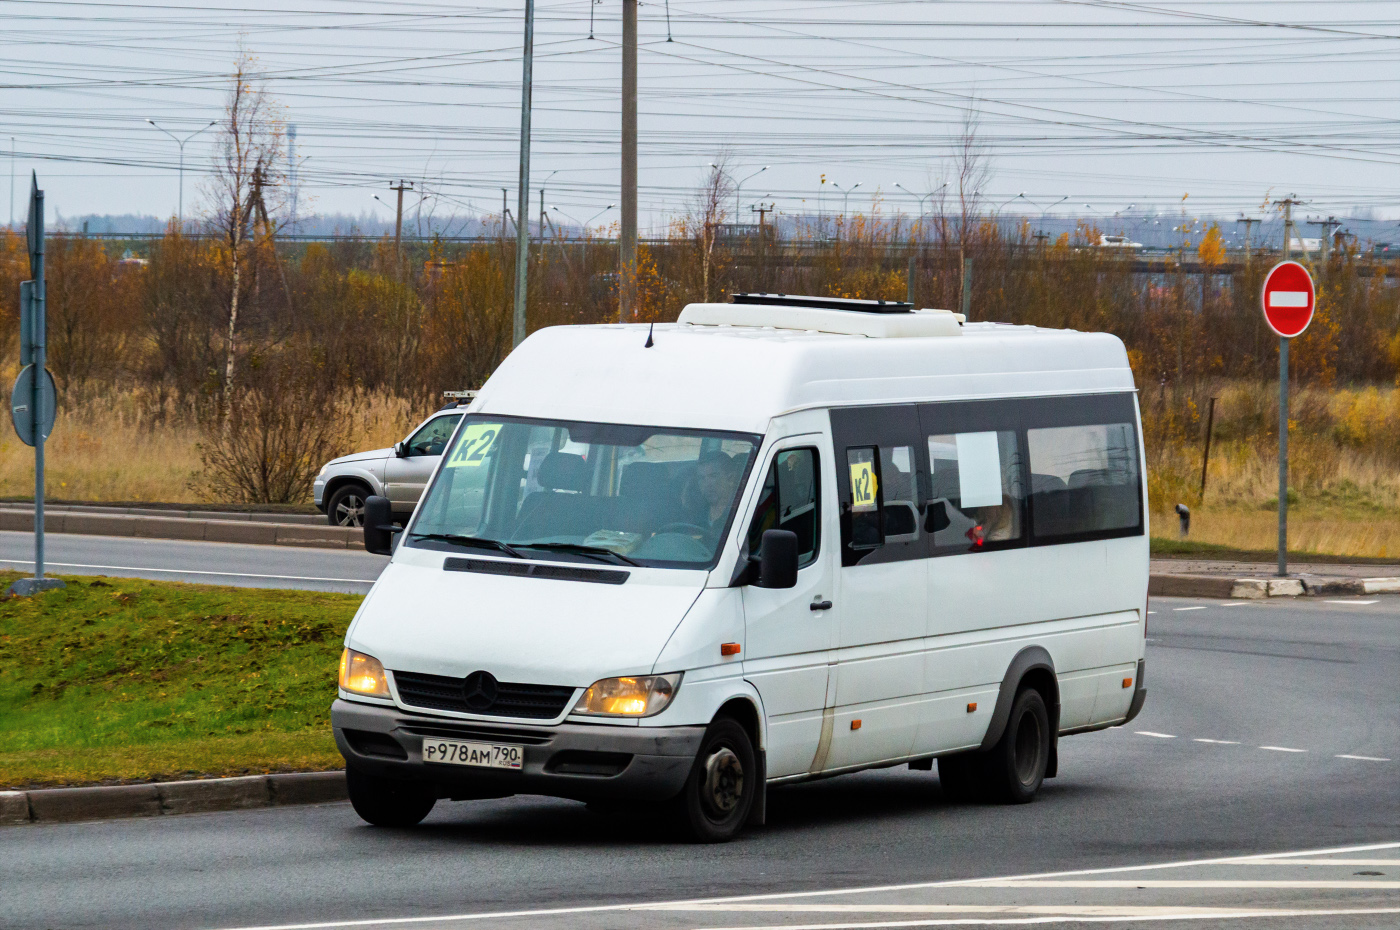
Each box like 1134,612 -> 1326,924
1150,557 -> 1400,599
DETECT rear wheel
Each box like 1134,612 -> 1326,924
983,688 -> 1051,804
327,483 -> 371,528
673,717 -> 756,843
346,768 -> 436,827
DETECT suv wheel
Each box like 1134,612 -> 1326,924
327,483 -> 371,527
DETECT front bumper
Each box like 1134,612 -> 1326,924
313,477 -> 327,511
332,699 -> 705,802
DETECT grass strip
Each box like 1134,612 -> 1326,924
1150,537 -> 1400,566
0,572 -> 360,789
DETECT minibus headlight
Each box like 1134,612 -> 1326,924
572,673 -> 682,717
339,648 -> 390,698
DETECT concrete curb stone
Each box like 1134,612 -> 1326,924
159,775 -> 270,815
268,771 -> 348,805
0,791 -> 29,825
29,783 -> 163,823
3,772 -> 349,826
1147,573 -> 1236,599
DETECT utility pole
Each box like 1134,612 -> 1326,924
513,0 -> 535,347
8,138 -> 13,229
960,257 -> 973,321
1308,216 -> 1339,266
501,188 -> 508,245
287,124 -> 298,235
753,201 -> 773,283
1236,216 -> 1260,262
620,0 -> 638,320
389,180 -> 413,273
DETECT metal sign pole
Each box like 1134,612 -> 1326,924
8,173 -> 63,597
1277,336 -> 1288,577
32,183 -> 44,582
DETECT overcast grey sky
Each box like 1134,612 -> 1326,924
4,0 -> 1400,230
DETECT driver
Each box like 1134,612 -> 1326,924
685,451 -> 737,536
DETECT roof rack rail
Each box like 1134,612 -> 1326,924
730,293 -> 913,315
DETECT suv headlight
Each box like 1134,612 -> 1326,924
572,673 -> 682,717
339,648 -> 390,698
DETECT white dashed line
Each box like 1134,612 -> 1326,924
1221,602 -> 1249,607
1136,731 -> 1177,738
1146,610 -> 1157,615
1336,754 -> 1391,762
1194,739 -> 1241,745
1325,599 -> 1379,605
1260,746 -> 1307,753
1173,606 -> 1209,611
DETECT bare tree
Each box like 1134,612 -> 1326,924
691,157 -> 734,302
204,48 -> 285,405
952,107 -> 993,262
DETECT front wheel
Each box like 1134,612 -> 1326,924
327,483 -> 371,528
673,717 -> 756,843
346,768 -> 436,827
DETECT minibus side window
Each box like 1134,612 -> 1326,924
746,448 -> 820,568
926,430 -> 1026,554
1027,423 -> 1141,542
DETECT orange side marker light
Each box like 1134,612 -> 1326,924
850,719 -> 862,730
966,702 -> 977,713
1123,677 -> 1134,689
720,642 -> 741,657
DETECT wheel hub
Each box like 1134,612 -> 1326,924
336,496 -> 366,527
702,746 -> 744,815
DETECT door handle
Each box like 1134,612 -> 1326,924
810,599 -> 833,611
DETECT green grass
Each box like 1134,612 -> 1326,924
0,572 -> 361,789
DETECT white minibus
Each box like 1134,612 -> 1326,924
333,294 -> 1149,841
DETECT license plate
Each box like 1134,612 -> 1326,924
420,738 -> 523,770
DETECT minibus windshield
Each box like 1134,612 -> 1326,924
406,416 -> 760,569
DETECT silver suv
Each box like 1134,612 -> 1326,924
314,401 -> 467,527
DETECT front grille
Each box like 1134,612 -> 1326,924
393,670 -> 576,720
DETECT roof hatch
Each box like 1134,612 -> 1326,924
677,294 -> 964,338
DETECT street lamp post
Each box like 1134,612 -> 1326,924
894,181 -> 947,305
146,118 -> 216,229
830,181 -> 862,238
732,166 -> 768,224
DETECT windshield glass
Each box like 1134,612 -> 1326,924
407,416 -> 760,569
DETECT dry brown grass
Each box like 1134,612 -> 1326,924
0,384 -> 433,504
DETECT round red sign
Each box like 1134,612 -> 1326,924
1261,260 -> 1315,338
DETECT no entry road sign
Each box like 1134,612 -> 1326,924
1261,260 -> 1315,338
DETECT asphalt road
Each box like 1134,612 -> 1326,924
0,530 -> 388,593
3,596 -> 1397,930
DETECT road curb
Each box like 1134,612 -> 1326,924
2,771 -> 348,826
0,508 -> 363,551
1149,572 -> 1399,599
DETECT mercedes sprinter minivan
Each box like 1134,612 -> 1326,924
332,294 -> 1149,841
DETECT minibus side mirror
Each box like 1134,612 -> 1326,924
756,529 -> 799,589
363,495 -> 399,556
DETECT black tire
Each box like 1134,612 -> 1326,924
327,483 -> 372,528
936,751 -> 984,802
673,717 -> 757,843
983,688 -> 1051,804
346,768 -> 436,827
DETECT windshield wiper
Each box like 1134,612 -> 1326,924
409,533 -> 524,559
516,542 -> 641,567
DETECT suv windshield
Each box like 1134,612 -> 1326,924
407,416 -> 760,569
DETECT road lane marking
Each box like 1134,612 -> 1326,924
1193,739 -> 1240,744
0,558 -> 375,585
1259,746 -> 1307,753
971,880 -> 1400,889
1173,606 -> 1208,612
1324,599 -> 1379,605
1336,754 -> 1391,762
1221,602 -> 1248,607
204,841 -> 1400,930
685,908 -> 1400,929
1135,731 -> 1176,738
